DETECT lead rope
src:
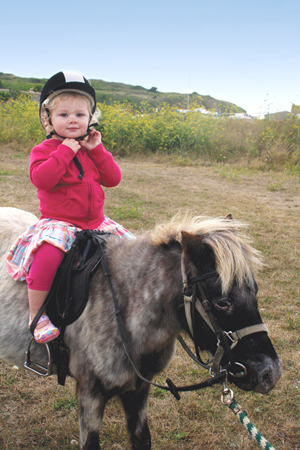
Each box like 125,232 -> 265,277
221,387 -> 276,450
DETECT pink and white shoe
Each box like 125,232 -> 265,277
29,315 -> 60,344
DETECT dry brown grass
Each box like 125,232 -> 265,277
0,144 -> 300,449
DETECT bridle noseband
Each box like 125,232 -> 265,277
180,254 -> 268,378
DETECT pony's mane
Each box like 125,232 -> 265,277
149,214 -> 263,294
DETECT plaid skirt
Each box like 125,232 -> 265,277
6,216 -> 134,282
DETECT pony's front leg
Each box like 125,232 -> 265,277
119,384 -> 151,450
76,381 -> 106,450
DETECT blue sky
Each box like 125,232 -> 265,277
2,0 -> 299,116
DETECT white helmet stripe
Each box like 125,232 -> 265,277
63,72 -> 85,83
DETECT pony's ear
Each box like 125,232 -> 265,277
225,213 -> 233,220
181,231 -> 215,270
181,231 -> 205,263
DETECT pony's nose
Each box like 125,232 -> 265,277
255,358 -> 282,394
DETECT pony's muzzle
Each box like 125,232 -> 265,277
254,357 -> 282,394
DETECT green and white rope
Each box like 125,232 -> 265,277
222,389 -> 276,450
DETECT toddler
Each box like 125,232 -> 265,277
7,71 -> 133,344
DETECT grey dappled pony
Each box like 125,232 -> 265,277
0,207 -> 281,450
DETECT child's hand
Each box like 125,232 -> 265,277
81,130 -> 102,151
62,138 -> 81,154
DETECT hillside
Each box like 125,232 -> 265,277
0,72 -> 245,113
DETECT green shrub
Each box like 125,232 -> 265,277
0,95 -> 45,148
1,97 -> 300,169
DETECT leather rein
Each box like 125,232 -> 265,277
98,238 -> 267,400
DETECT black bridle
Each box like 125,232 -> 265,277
180,254 -> 268,380
98,240 -> 268,400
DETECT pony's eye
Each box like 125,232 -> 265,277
213,298 -> 233,313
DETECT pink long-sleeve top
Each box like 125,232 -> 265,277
29,138 -> 122,229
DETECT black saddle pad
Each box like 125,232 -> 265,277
46,230 -> 110,327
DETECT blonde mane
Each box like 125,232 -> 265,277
149,214 -> 263,294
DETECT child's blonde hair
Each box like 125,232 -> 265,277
41,92 -> 101,136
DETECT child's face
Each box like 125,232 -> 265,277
50,97 -> 90,140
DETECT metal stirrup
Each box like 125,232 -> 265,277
24,337 -> 53,377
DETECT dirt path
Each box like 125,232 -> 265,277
1,145 -> 299,221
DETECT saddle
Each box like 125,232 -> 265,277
26,230 -> 111,385
46,229 -> 110,328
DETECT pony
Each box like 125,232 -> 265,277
0,207 -> 281,450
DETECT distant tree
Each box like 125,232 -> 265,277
149,87 -> 158,92
0,91 -> 9,101
0,90 -> 21,101
33,84 -> 42,92
28,77 -> 42,83
291,103 -> 300,114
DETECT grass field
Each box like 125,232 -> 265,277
0,144 -> 299,449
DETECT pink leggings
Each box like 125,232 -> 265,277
26,242 -> 64,291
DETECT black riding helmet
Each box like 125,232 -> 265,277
39,71 -> 97,139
